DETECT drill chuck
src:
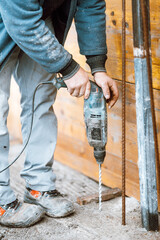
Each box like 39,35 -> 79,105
94,147 -> 106,164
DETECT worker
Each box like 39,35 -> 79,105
0,0 -> 119,227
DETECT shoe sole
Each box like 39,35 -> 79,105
0,211 -> 45,228
45,208 -> 75,218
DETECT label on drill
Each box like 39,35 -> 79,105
87,119 -> 103,143
91,128 -> 101,140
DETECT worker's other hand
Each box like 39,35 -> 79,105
94,72 -> 119,108
64,67 -> 91,99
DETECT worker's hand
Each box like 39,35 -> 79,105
64,67 -> 91,99
94,72 -> 119,108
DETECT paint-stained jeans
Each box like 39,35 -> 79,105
0,17 -> 57,205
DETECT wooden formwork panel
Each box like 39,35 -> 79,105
54,81 -> 160,205
67,0 -> 160,89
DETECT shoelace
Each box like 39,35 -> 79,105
1,199 -> 20,211
43,189 -> 63,197
27,188 -> 63,198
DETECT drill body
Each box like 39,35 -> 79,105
51,76 -> 108,164
51,77 -> 107,211
84,81 -> 107,164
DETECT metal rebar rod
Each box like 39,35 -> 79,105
122,0 -> 126,226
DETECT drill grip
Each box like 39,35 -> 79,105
51,76 -> 67,89
51,77 -> 99,90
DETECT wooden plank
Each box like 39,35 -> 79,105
56,133 -> 139,184
55,143 -> 140,201
77,188 -> 122,205
65,30 -> 160,89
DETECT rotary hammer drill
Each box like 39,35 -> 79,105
54,77 -> 108,210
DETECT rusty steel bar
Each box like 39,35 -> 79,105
122,0 -> 126,226
132,0 -> 159,231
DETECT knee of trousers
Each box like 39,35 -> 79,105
20,82 -> 57,110
19,85 -> 57,137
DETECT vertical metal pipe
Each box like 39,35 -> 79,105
122,0 -> 126,226
132,0 -> 159,231
140,0 -> 160,215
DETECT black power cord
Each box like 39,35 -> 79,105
0,81 -> 58,173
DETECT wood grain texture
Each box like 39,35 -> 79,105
65,0 -> 160,89
61,1 -> 160,210
54,81 -> 160,208
77,188 -> 122,205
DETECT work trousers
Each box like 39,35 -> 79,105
0,17 -> 57,205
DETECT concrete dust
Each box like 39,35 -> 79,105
0,144 -> 160,240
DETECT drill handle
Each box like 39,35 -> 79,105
51,76 -> 67,89
51,76 -> 99,91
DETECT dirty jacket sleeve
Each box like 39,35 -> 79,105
75,0 -> 107,56
0,0 -> 72,73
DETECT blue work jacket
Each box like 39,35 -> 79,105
0,0 -> 107,73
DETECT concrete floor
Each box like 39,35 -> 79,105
0,144 -> 160,240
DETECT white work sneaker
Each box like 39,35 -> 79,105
0,199 -> 45,227
24,188 -> 75,218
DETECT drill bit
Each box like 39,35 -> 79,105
99,163 -> 102,211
